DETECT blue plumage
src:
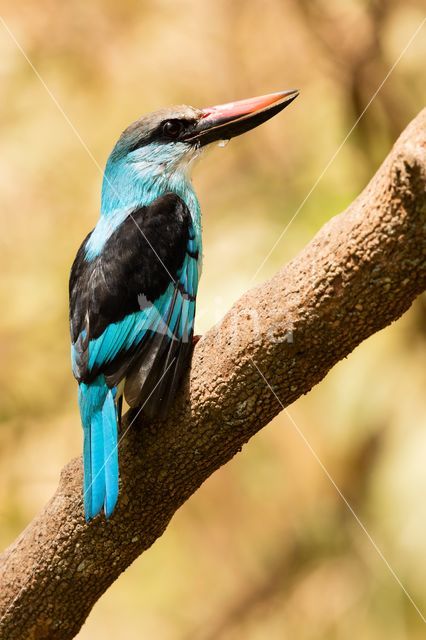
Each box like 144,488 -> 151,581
102,388 -> 119,518
79,377 -> 119,519
70,108 -> 203,521
69,90 -> 298,520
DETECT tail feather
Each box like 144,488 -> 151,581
82,408 -> 93,518
79,376 -> 119,520
89,411 -> 106,517
102,389 -> 119,518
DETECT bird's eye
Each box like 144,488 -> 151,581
162,120 -> 185,139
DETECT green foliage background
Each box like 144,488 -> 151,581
0,1 -> 425,638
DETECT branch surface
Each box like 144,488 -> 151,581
1,109 -> 425,640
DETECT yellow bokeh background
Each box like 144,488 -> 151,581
1,1 -> 425,638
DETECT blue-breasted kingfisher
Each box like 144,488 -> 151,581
69,89 -> 299,521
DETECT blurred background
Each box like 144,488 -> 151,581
1,1 -> 425,638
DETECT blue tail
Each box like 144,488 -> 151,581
78,376 -> 119,520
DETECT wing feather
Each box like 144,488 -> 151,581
69,192 -> 199,419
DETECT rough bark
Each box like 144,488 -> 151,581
0,110 -> 425,640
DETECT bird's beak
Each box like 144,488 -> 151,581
184,89 -> 299,146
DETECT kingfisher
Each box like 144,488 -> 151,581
69,89 -> 299,521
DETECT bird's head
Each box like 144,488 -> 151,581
102,89 -> 299,213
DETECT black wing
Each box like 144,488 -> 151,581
69,192 -> 199,417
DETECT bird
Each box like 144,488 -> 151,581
69,89 -> 299,521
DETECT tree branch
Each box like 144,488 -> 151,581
1,110 -> 425,640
